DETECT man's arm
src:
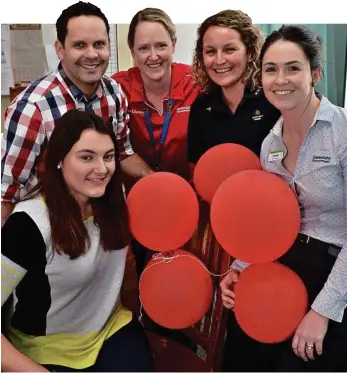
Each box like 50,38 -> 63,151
114,83 -> 154,179
120,154 -> 154,179
1,202 -> 14,227
1,100 -> 45,223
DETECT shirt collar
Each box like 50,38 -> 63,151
272,95 -> 334,137
209,85 -> 261,112
129,63 -> 186,103
57,62 -> 105,103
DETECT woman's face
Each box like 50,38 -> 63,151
60,129 -> 116,207
131,21 -> 175,83
202,26 -> 249,89
261,40 -> 320,113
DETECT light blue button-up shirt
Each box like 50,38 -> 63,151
260,95 -> 347,322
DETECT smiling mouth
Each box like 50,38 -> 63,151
86,177 -> 107,185
213,67 -> 232,73
147,63 -> 162,68
80,63 -> 101,69
273,90 -> 294,95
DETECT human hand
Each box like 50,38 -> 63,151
1,202 -> 14,227
292,309 -> 329,361
220,270 -> 240,310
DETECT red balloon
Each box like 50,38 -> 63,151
210,170 -> 301,263
193,144 -> 261,203
139,250 -> 214,329
127,172 -> 199,252
234,262 -> 308,343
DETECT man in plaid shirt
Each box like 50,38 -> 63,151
1,2 -> 153,225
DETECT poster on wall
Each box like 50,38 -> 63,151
10,24 -> 48,84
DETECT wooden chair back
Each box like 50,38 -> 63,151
146,200 -> 232,372
9,86 -> 27,102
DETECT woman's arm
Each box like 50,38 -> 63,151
1,212 -> 49,372
310,127 -> 347,322
187,101 -> 209,167
1,335 -> 48,372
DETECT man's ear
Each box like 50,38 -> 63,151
55,39 -> 64,61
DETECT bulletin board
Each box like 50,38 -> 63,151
1,23 -> 47,95
10,24 -> 47,85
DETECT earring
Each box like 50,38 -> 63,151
57,164 -> 61,169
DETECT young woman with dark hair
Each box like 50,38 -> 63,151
221,24 -> 347,372
1,110 -> 153,372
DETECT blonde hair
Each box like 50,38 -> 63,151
192,10 -> 264,92
127,8 -> 177,49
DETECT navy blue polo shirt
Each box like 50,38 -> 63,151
187,86 -> 280,163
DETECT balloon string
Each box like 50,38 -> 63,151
150,252 -> 232,277
137,252 -> 231,325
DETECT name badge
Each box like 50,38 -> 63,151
268,150 -> 284,162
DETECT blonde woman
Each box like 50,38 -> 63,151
113,8 -> 200,182
113,8 -> 200,276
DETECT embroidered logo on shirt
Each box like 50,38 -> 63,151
130,109 -> 144,115
252,109 -> 263,121
312,155 -> 331,163
177,106 -> 191,113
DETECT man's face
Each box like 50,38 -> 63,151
55,15 -> 110,96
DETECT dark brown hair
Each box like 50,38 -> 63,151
192,9 -> 263,92
25,110 -> 130,259
259,24 -> 323,72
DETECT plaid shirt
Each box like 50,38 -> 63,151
1,63 -> 134,203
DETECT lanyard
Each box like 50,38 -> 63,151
143,98 -> 174,170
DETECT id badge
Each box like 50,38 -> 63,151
268,150 -> 285,162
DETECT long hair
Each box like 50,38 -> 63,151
192,10 -> 264,93
25,110 -> 130,259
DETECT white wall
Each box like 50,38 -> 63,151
173,24 -> 199,65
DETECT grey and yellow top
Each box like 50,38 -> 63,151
1,197 -> 132,369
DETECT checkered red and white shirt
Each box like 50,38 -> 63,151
1,63 -> 134,203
